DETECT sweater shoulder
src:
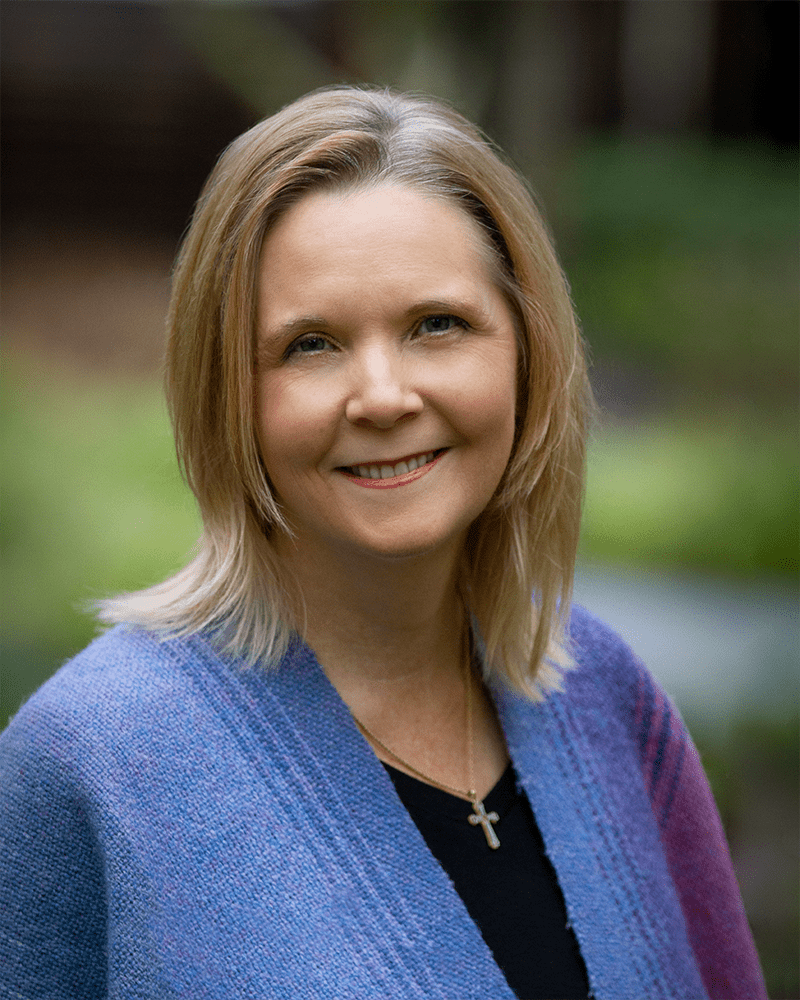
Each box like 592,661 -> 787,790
566,603 -> 649,696
567,603 -> 637,666
2,626 -> 211,748
563,604 -> 690,805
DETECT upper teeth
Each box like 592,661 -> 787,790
354,451 -> 436,479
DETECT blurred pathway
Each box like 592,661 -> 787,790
574,562 -> 798,728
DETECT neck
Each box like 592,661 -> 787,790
273,530 -> 510,801
275,530 -> 466,690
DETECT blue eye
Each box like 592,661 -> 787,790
286,335 -> 332,358
417,315 -> 466,336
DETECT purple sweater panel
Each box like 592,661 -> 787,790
634,666 -> 765,999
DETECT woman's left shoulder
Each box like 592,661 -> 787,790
564,602 -> 656,706
567,603 -> 639,670
556,603 -> 686,778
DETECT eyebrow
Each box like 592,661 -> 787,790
262,316 -> 329,342
255,317 -> 328,366
260,295 -> 495,346
406,297 -> 492,323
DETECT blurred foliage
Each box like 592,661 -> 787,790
1,357 -> 200,717
560,139 -> 798,402
581,413 -> 798,576
566,138 -> 799,583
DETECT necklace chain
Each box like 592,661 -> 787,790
349,629 -> 501,849
351,649 -> 476,802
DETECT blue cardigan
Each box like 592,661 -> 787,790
0,607 -> 765,999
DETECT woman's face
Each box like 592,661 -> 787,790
254,183 -> 518,566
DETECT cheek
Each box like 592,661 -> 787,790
255,374 -> 340,478
450,345 -> 518,449
255,378 -> 305,472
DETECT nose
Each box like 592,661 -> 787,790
344,341 -> 423,428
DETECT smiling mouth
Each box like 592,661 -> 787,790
339,449 -> 446,480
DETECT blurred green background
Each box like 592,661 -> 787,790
2,2 -> 797,994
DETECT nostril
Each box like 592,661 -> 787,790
344,385 -> 424,428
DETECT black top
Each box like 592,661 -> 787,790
383,761 -> 590,1000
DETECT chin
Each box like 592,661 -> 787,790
366,542 -> 442,562
346,526 -> 467,563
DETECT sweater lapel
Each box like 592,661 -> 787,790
234,638 -> 518,1000
494,680 -> 708,1000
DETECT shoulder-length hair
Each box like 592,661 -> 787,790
98,85 -> 592,700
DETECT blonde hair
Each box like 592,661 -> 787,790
98,85 -> 592,699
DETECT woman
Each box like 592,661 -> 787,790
0,87 -> 765,1000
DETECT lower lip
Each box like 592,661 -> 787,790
338,450 -> 447,490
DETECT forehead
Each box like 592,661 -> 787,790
265,182 -> 494,254
257,184 -> 502,321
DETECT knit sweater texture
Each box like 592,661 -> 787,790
0,606 -> 766,999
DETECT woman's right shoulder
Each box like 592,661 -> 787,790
1,626 -> 211,755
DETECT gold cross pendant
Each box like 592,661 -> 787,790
468,795 -> 500,849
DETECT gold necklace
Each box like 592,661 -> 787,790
351,644 -> 501,850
